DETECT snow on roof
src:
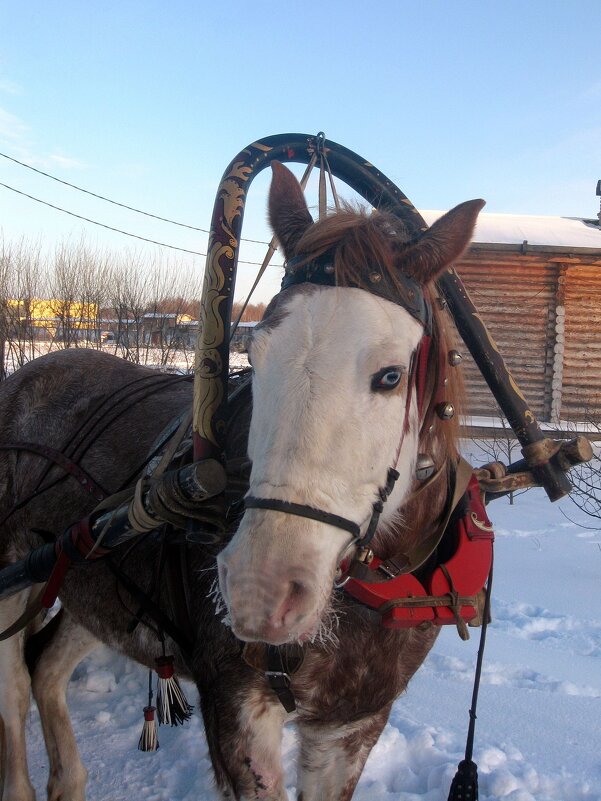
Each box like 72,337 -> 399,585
420,210 -> 601,250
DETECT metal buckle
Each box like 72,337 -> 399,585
377,561 -> 401,579
265,669 -> 291,684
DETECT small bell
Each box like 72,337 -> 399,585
436,402 -> 455,420
448,350 -> 463,367
415,454 -> 436,481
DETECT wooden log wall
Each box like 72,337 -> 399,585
449,243 -> 601,425
561,265 -> 601,419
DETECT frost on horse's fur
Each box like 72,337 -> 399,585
0,161 -> 482,800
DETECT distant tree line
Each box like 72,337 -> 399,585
0,237 -> 266,379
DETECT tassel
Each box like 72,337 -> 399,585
138,671 -> 159,751
138,705 -> 159,752
155,655 -> 193,726
448,758 -> 478,800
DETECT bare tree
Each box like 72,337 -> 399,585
107,253 -> 148,364
0,236 -> 44,376
467,405 -> 527,505
0,237 -> 10,380
560,410 -> 601,529
48,242 -> 82,349
231,301 -> 266,323
76,242 -> 112,348
144,256 -> 201,370
1,237 -> 202,377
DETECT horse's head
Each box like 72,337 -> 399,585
217,162 -> 484,645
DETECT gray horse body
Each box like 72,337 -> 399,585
0,347 -> 437,801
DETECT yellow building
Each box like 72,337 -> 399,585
8,299 -> 99,328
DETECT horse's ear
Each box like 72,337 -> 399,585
268,162 -> 314,259
395,199 -> 485,284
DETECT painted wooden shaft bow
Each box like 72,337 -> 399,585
194,132 -> 572,501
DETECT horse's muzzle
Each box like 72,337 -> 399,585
217,552 -> 321,645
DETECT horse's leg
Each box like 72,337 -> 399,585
30,610 -> 99,801
295,707 -> 391,801
0,592 -> 37,801
202,683 -> 289,801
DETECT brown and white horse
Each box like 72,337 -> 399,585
0,162 -> 483,801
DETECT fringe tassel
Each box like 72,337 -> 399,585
448,758 -> 478,800
138,670 -> 159,752
138,706 -> 159,752
155,655 -> 193,726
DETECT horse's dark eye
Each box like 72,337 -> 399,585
371,367 -> 403,391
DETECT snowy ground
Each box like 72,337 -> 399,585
22,466 -> 600,801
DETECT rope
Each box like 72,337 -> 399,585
322,151 -> 342,211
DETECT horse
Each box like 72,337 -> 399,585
0,161 -> 484,801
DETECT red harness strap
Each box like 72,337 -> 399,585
342,474 -> 494,630
41,516 -> 112,609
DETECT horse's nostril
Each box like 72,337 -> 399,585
290,580 -> 305,597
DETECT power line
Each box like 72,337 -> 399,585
0,150 -> 272,245
0,181 -> 283,267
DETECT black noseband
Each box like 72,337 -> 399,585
244,468 -> 399,548
244,497 -> 360,539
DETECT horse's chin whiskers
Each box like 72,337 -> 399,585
304,603 -> 342,652
196,564 -> 219,576
208,575 -> 231,627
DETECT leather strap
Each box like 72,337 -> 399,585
402,456 -> 474,574
0,586 -> 46,642
106,557 -> 194,659
0,442 -> 108,502
244,497 -> 361,539
243,642 -> 305,713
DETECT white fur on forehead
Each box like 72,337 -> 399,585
248,286 -> 422,525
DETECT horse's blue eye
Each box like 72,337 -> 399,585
372,368 -> 403,391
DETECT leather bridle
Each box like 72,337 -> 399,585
244,465 -> 400,549
244,260 -> 435,549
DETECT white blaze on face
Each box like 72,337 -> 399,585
217,286 -> 424,644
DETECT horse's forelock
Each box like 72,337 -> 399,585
292,205 -> 413,291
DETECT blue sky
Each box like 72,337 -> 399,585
1,1 -> 599,301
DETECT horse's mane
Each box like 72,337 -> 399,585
292,205 -> 466,460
